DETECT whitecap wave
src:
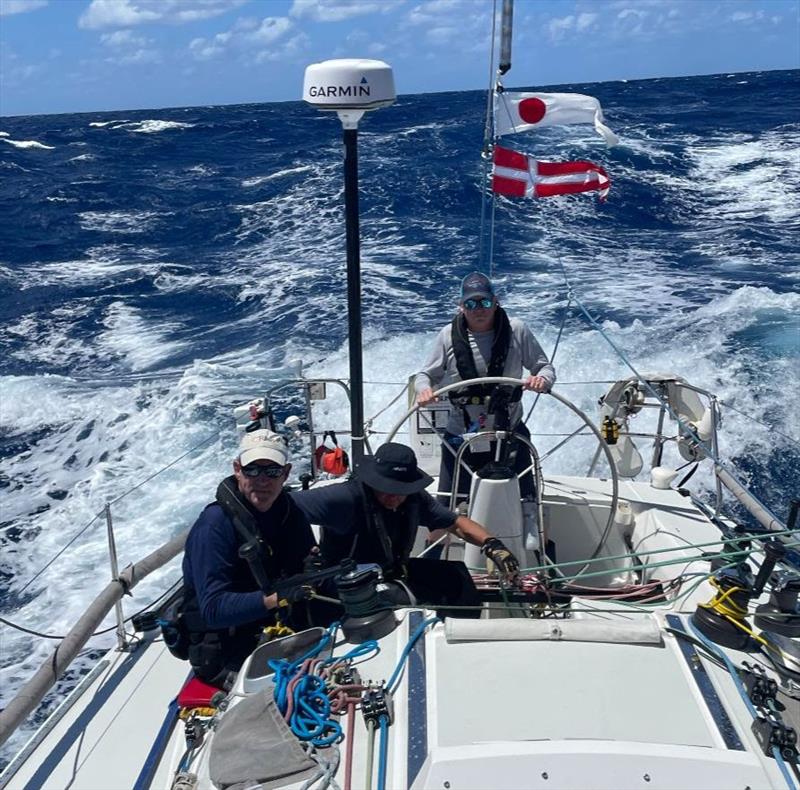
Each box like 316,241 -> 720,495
113,120 -> 195,134
687,129 -> 800,224
78,210 -> 167,234
241,165 -> 313,187
97,302 -> 189,372
1,137 -> 54,150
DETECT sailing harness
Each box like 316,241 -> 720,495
163,479 -> 285,668
215,476 -> 276,593
449,306 -> 521,432
359,482 -> 420,579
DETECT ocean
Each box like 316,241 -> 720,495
1,69 -> 798,764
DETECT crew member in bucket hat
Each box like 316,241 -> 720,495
293,442 -> 519,614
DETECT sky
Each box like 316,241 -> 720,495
1,0 -> 798,117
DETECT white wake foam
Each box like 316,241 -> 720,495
78,210 -> 167,234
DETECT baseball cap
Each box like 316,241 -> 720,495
460,271 -> 495,302
238,429 -> 289,467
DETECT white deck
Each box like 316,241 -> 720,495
1,474 -> 792,790
1,638 -> 187,790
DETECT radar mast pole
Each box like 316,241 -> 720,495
303,59 -> 396,467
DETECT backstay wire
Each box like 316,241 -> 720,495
478,0 -> 499,275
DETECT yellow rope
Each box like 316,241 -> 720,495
179,706 -> 216,719
698,578 -> 771,650
698,578 -> 749,619
263,623 -> 295,640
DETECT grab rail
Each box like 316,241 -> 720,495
0,530 -> 189,748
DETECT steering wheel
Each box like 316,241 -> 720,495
386,376 -> 620,573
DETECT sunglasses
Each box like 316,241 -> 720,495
463,297 -> 494,310
241,464 -> 286,479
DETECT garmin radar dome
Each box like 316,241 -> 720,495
301,58 -> 395,466
303,59 -> 395,113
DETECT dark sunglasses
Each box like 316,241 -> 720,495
463,297 -> 494,310
241,464 -> 286,479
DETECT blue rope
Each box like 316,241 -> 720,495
289,674 -> 342,746
387,616 -> 438,693
689,622 -> 797,790
270,623 -> 380,748
773,745 -> 799,790
377,715 -> 390,790
320,639 -> 379,667
270,623 -> 339,712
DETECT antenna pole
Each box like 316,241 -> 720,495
342,123 -> 365,467
303,59 -> 395,466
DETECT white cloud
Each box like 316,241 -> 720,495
80,0 -> 159,29
730,10 -> 765,24
79,0 -> 245,30
617,8 -> 646,21
0,0 -> 47,16
188,15 -> 299,62
253,32 -> 310,63
112,48 -> 161,64
427,24 -> 460,44
403,0 -> 489,50
291,0 -> 401,22
547,14 -> 575,41
576,12 -> 597,32
407,0 -> 462,26
4,62 -> 44,80
100,29 -> 150,48
97,26 -> 161,65
615,6 -> 648,37
189,35 -> 227,60
247,16 -> 293,45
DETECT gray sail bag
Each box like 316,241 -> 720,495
209,692 -> 318,789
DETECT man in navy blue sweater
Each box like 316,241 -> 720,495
293,443 -> 519,614
181,429 -> 323,686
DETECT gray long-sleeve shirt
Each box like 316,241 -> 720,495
414,317 -> 556,434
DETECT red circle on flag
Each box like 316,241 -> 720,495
518,98 -> 546,125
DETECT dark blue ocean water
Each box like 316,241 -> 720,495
1,70 -> 798,763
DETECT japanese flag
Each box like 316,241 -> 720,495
492,145 -> 611,201
495,91 -> 618,146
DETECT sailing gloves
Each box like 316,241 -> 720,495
481,537 -> 520,578
303,547 -> 325,574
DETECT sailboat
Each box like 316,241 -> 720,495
1,2 -> 798,789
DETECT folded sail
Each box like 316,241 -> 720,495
492,145 -> 610,201
495,91 -> 618,146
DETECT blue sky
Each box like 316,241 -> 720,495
1,0 -> 798,116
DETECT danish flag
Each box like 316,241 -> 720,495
492,145 -> 611,201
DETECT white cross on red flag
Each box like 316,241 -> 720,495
492,145 -> 611,201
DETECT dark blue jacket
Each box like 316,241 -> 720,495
293,479 -> 455,574
182,485 -> 315,630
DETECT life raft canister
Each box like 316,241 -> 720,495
315,430 -> 349,476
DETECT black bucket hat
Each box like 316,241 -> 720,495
357,443 -> 433,495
